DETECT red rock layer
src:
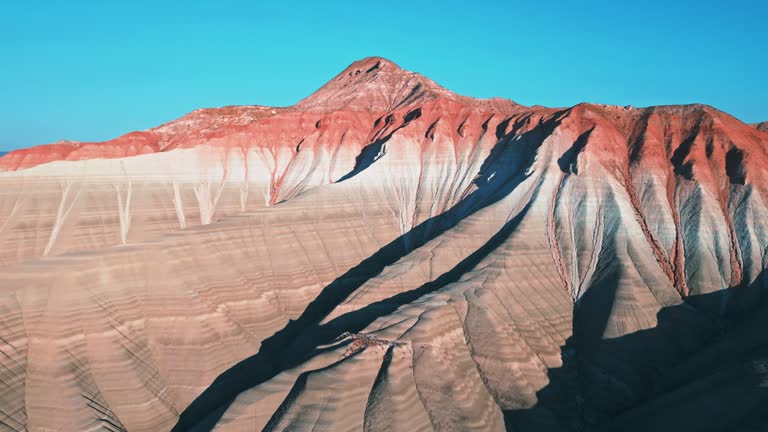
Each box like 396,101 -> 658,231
0,57 -> 767,432
0,57 -> 522,172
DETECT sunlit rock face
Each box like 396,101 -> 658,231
1,57 -> 767,432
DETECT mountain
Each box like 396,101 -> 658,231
0,57 -> 767,432
752,121 -> 768,132
0,58 -> 521,172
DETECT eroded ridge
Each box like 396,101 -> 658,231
0,57 -> 767,432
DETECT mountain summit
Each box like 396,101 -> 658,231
296,56 -> 484,111
0,57 -> 767,432
0,56 -> 525,170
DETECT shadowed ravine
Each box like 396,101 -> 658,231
2,56 -> 767,432
261,199 -> 536,430
172,106 -> 768,430
505,268 -> 768,432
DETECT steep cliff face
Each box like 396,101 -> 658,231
0,57 -> 767,432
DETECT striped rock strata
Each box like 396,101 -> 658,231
0,57 -> 767,432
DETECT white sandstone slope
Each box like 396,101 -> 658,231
0,57 -> 767,432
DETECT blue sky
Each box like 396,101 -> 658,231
1,0 -> 766,150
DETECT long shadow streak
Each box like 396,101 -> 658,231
172,114 -> 563,431
264,197 -> 537,429
505,266 -> 768,432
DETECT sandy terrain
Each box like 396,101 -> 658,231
1,57 -> 767,431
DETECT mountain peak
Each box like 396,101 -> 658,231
295,56 -> 462,112
340,56 -> 401,74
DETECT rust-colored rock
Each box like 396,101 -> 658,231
0,57 -> 767,432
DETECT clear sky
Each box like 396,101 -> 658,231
1,0 -> 766,150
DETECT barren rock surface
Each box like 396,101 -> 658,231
1,57 -> 767,432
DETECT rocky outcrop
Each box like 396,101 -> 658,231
0,57 -> 767,431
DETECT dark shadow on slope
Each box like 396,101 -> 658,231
670,133 -> 697,180
321,198 -> 536,337
172,113 -> 564,431
505,267 -> 768,432
337,107 -> 423,182
336,133 -> 389,183
725,147 -> 747,185
557,128 -> 593,174
263,198 -> 537,429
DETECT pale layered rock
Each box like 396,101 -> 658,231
0,57 -> 767,432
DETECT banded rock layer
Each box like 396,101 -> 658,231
0,57 -> 767,432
